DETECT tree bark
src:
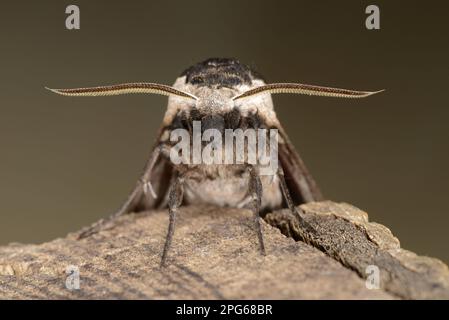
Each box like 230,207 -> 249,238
0,201 -> 448,299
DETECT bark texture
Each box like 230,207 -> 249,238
0,201 -> 448,299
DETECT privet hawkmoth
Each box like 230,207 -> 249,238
48,58 -> 381,267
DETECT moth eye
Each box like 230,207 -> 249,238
191,76 -> 205,85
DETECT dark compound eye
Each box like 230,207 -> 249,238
191,76 -> 205,85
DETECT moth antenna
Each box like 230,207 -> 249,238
46,83 -> 198,101
232,83 -> 384,101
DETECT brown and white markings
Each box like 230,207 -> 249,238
48,58 -> 382,267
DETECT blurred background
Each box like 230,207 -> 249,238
0,1 -> 448,263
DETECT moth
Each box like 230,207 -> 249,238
48,58 -> 381,267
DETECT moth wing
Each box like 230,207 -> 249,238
115,136 -> 174,216
277,125 -> 324,204
77,131 -> 174,239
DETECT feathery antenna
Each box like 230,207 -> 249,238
232,83 -> 384,101
46,83 -> 198,101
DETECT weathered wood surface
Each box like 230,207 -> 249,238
0,201 -> 448,299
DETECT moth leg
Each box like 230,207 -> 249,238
237,195 -> 252,209
160,173 -> 184,268
277,165 -> 315,238
77,145 -> 164,240
247,166 -> 266,255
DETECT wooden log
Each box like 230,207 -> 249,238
0,201 -> 448,299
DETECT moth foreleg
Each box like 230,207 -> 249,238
160,173 -> 184,267
248,166 -> 266,256
277,164 -> 315,239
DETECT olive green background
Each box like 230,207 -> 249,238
1,1 -> 448,263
